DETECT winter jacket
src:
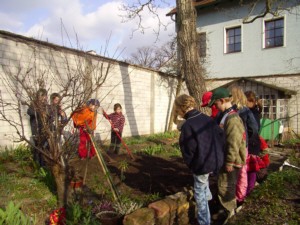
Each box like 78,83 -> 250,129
179,109 -> 225,175
108,112 -> 125,133
27,103 -> 49,136
245,106 -> 261,155
223,110 -> 247,168
234,105 -> 258,141
72,106 -> 97,130
250,106 -> 261,132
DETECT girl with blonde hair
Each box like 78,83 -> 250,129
230,86 -> 259,203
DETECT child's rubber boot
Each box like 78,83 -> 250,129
107,146 -> 115,154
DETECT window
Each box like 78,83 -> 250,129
198,33 -> 206,57
265,18 -> 284,48
225,26 -> 241,53
261,95 -> 277,119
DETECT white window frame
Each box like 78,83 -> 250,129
262,15 -> 286,49
224,24 -> 243,54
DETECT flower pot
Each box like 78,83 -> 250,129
96,211 -> 123,225
70,178 -> 83,188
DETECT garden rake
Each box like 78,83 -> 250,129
86,130 -> 120,202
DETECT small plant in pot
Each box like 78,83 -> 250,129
92,200 -> 122,225
92,199 -> 143,225
68,167 -> 83,189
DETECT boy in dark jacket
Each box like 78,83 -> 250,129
175,94 -> 224,225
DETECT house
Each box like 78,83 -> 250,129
167,0 -> 300,138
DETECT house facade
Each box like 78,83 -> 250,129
195,0 -> 300,78
198,0 -> 300,137
169,0 -> 300,137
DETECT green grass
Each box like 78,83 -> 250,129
140,145 -> 164,156
229,168 -> 300,225
0,144 -> 57,224
123,131 -> 179,145
288,150 -> 300,167
283,138 -> 300,146
250,169 -> 300,199
146,131 -> 179,141
122,136 -> 148,145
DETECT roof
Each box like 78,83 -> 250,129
166,0 -> 220,16
210,77 -> 297,96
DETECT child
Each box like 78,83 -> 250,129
49,93 -> 68,131
106,103 -> 125,155
27,88 -> 49,166
256,136 -> 270,183
230,86 -> 259,203
72,99 -> 100,159
244,90 -> 263,195
175,94 -> 224,225
201,91 -> 220,120
208,87 -> 247,223
244,91 -> 262,131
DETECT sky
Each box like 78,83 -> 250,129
0,0 -> 176,60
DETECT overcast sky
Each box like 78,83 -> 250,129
0,0 -> 176,60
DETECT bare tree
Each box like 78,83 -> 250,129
127,46 -> 159,68
126,37 -> 177,74
121,0 -> 207,107
241,0 -> 296,24
0,45 -> 114,207
126,37 -> 183,131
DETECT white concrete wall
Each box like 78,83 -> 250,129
197,0 -> 300,78
0,31 -> 178,147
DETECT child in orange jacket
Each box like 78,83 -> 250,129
72,99 -> 100,159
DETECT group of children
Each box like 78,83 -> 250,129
175,87 -> 270,225
27,89 -> 68,166
29,87 -> 269,224
27,88 -> 126,165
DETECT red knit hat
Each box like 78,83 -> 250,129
201,91 -> 213,107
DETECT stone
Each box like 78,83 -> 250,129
123,208 -> 155,225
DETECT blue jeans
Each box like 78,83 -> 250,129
193,174 -> 212,225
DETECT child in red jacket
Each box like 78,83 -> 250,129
72,99 -> 100,159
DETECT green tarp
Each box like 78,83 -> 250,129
259,118 -> 280,140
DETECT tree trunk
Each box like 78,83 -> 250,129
176,0 -> 207,108
51,163 -> 68,207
